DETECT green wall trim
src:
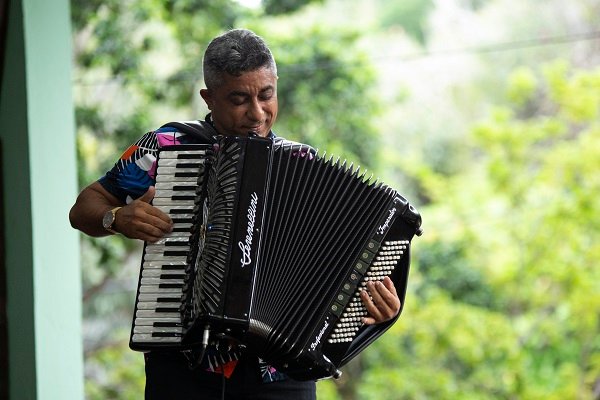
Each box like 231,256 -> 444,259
1,0 -> 83,398
1,1 -> 36,398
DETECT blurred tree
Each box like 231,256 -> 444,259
85,342 -> 146,400
265,25 -> 382,169
262,0 -> 324,15
368,60 -> 600,399
377,0 -> 435,44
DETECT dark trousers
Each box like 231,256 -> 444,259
145,352 -> 316,400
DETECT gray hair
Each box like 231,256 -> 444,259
203,29 -> 277,89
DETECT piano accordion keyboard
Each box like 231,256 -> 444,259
130,147 -> 209,347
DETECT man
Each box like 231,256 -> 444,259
70,28 -> 401,399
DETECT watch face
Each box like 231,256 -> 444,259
102,209 -> 114,229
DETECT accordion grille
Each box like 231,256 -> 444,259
251,146 -> 397,358
192,142 -> 241,316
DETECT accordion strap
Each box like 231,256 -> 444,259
160,119 -> 217,144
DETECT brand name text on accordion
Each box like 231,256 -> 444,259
377,207 -> 397,235
239,192 -> 259,268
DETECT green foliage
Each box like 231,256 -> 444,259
316,378 -> 342,400
377,0 -> 434,44
404,60 -> 600,398
266,26 -> 382,169
506,66 -> 538,107
416,240 -> 498,308
262,0 -> 324,15
358,295 -> 522,399
85,342 -> 146,400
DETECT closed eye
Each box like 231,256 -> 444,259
230,94 -> 247,105
259,88 -> 274,101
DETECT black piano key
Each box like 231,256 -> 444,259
152,332 -> 183,337
177,153 -> 205,159
172,185 -> 197,191
163,251 -> 189,257
155,307 -> 180,313
171,195 -> 196,201
160,274 -> 186,280
169,208 -> 194,214
172,218 -> 193,224
165,241 -> 189,247
174,162 -> 201,168
161,264 -> 186,270
153,321 -> 182,327
159,283 -> 184,289
157,297 -> 181,302
174,172 -> 198,178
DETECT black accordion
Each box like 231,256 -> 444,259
130,135 -> 422,380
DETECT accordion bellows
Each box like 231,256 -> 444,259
130,135 -> 422,380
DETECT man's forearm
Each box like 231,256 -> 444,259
69,181 -> 122,237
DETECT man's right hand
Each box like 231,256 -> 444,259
114,186 -> 173,242
70,182 -> 173,241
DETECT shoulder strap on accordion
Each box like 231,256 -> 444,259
160,119 -> 217,143
272,136 -> 317,157
157,121 -> 316,158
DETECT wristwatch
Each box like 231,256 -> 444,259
102,206 -> 122,234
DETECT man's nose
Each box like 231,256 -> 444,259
247,99 -> 264,121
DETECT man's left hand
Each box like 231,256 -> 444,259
360,276 -> 401,325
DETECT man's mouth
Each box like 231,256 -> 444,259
245,126 -> 262,135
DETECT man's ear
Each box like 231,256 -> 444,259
199,89 -> 213,110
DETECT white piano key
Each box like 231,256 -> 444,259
143,254 -> 188,262
131,334 -> 181,343
145,242 -> 190,250
158,158 -> 204,166
141,277 -> 184,285
157,162 -> 202,171
143,253 -> 189,261
154,205 -> 195,211
134,325 -> 183,334
136,309 -> 181,318
144,247 -> 189,255
157,209 -> 196,217
134,317 -> 181,325
145,242 -> 190,249
150,236 -> 190,245
136,301 -> 182,310
155,181 -> 198,190
169,222 -> 193,230
150,230 -> 191,239
141,269 -> 185,278
139,285 -> 182,294
159,150 -> 207,158
153,198 -> 196,206
164,215 -> 195,222
156,166 -> 200,175
139,267 -> 186,273
142,260 -> 187,268
137,294 -> 182,302
154,191 -> 197,199
156,175 -> 200,183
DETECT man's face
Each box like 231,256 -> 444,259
200,67 -> 278,138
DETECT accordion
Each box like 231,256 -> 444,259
130,135 -> 422,380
